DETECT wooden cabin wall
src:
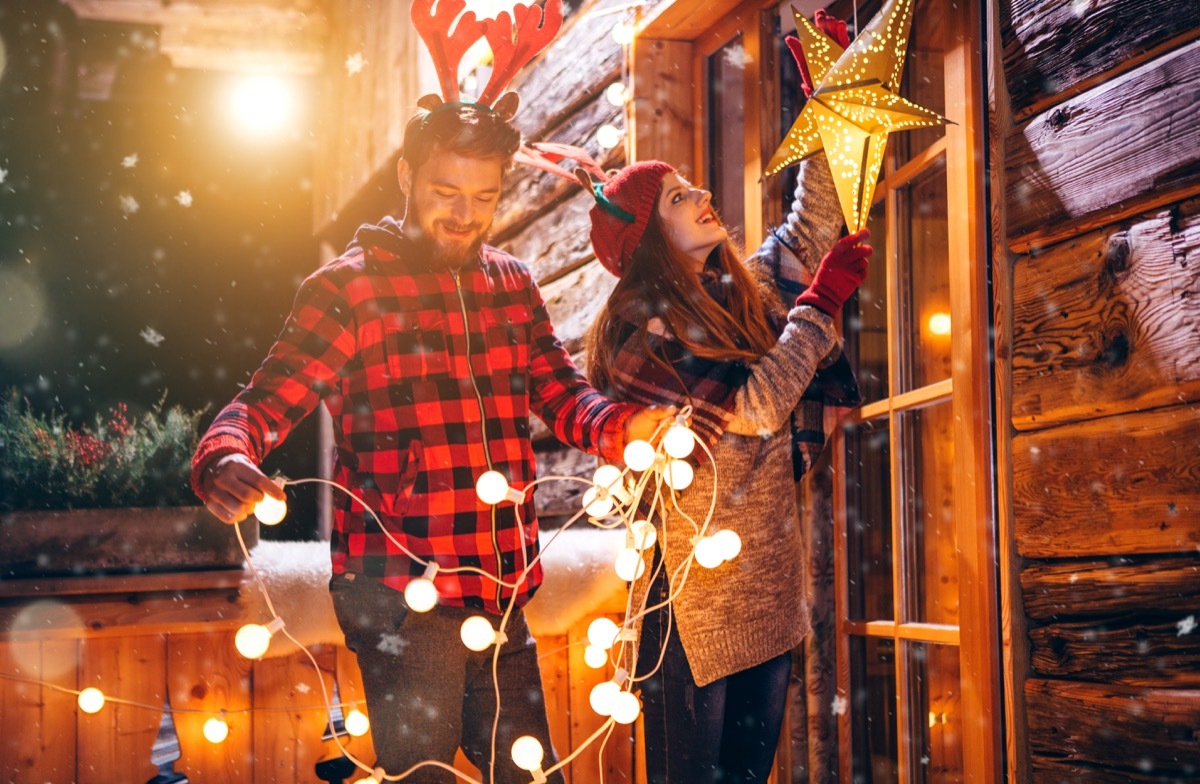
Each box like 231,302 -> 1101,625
994,1 -> 1200,781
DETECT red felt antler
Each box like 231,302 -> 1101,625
478,0 -> 564,107
411,0 -> 487,103
786,10 -> 851,98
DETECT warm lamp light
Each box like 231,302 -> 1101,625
403,563 -> 440,613
460,616 -> 498,651
353,769 -> 385,784
345,708 -> 370,737
582,487 -> 615,517
694,536 -> 725,569
664,459 -> 694,490
77,687 -> 105,714
663,424 -> 696,459
511,735 -> 545,771
235,617 -> 285,660
227,74 -> 295,139
610,20 -> 635,45
589,680 -> 620,716
475,470 -> 510,505
713,529 -> 743,561
584,644 -> 608,669
623,440 -> 656,472
610,691 -> 641,725
927,312 -> 951,336
597,124 -> 623,150
605,82 -> 627,106
254,493 -> 287,525
630,519 -> 657,551
203,716 -> 229,744
587,617 -> 619,650
614,548 -> 645,581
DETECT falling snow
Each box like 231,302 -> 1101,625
294,682 -> 312,694
1177,615 -> 1196,637
0,167 -> 8,184
175,190 -> 193,207
345,52 -> 366,75
377,633 -> 405,656
831,694 -> 848,716
119,194 -> 140,215
121,153 -> 139,168
140,326 -> 165,347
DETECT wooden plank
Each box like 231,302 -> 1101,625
566,618 -> 618,784
1021,555 -> 1200,623
0,569 -> 244,598
1011,403 -> 1200,558
334,646 -> 376,766
1028,614 -> 1200,686
0,589 -> 243,641
0,639 -> 78,783
630,38 -> 695,175
1005,39 -> 1200,252
537,633 -> 574,784
540,261 -> 618,357
167,630 -> 252,784
78,635 -> 165,784
1030,758 -> 1187,783
1025,679 -> 1200,775
252,644 -> 337,783
1010,199 -> 1200,429
499,190 -> 597,288
639,0 -> 747,41
999,0 -> 1200,121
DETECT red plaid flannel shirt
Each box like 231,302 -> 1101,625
192,231 -> 636,614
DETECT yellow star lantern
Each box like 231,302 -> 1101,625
765,0 -> 951,231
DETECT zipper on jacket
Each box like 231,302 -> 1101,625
452,268 -> 505,609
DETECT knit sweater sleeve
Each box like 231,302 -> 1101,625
724,305 -> 838,437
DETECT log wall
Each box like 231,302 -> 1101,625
996,1 -> 1200,780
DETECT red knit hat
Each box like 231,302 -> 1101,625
588,160 -> 676,278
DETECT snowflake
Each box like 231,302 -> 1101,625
831,694 -> 848,716
0,167 -> 7,184
345,52 -> 366,75
139,326 -> 165,347
121,153 -> 139,169
119,195 -> 139,215
175,190 -> 193,207
1177,615 -> 1196,637
377,633 -> 406,656
294,682 -> 312,694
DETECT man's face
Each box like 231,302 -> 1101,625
398,149 -> 504,269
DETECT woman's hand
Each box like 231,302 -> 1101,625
624,404 -> 678,447
795,228 -> 872,316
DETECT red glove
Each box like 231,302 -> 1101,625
796,229 -> 872,316
786,10 -> 851,98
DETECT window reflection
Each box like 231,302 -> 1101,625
707,34 -> 745,238
846,417 -> 893,622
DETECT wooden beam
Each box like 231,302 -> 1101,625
1028,615 -> 1200,687
630,37 -> 694,171
1020,555 -> 1200,623
1012,402 -> 1200,559
1005,39 -> 1200,252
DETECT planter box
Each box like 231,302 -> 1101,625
0,506 -> 258,578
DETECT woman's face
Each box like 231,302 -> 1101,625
655,172 -> 727,264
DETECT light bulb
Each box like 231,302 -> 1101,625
623,439 -> 655,472
593,464 -> 623,492
203,716 -> 229,743
664,459 -> 694,490
611,20 -> 635,45
589,680 -> 620,716
345,708 -> 370,737
587,617 -> 619,649
630,519 -> 657,551
663,425 -> 696,459
928,312 -> 951,336
475,470 -> 510,505
582,487 -> 615,517
614,548 -> 645,581
77,687 -> 105,714
713,529 -> 742,561
460,616 -> 498,651
610,691 -> 641,725
694,536 -> 725,569
584,644 -> 608,669
511,735 -> 545,771
596,124 -> 623,150
605,81 -> 627,107
353,770 -> 385,784
235,623 -> 272,659
254,493 -> 287,525
404,577 -> 438,613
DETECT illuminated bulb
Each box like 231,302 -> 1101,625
589,680 -> 620,716
664,459 -> 694,490
593,464 -> 623,493
605,82 -> 627,107
511,735 -> 545,771
630,519 -> 657,551
345,708 -> 370,737
254,493 -> 287,525
353,769 -> 386,784
611,20 -> 635,45
694,536 -> 725,569
203,716 -> 229,744
713,529 -> 742,561
77,687 -> 105,714
403,563 -> 440,613
587,617 -> 619,650
584,644 -> 608,669
663,424 -> 696,459
596,124 -> 623,150
928,312 -> 951,336
610,691 -> 641,725
623,439 -> 656,472
475,470 -> 510,505
235,617 -> 285,660
582,487 -> 615,517
227,74 -> 294,138
614,548 -> 645,581
460,616 -> 498,651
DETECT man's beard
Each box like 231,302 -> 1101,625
405,207 -> 488,270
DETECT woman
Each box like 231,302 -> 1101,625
583,151 -> 870,783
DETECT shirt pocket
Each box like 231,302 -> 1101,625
483,303 -> 533,376
382,311 -> 451,380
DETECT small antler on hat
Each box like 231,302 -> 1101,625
410,0 -> 488,105
513,141 -> 609,183
479,0 -> 565,107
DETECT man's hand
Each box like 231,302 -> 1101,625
202,453 -> 286,524
624,404 -> 678,448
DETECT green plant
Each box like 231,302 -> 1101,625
0,390 -> 206,511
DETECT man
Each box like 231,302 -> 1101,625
191,100 -> 671,781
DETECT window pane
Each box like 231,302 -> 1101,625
909,642 -> 964,783
897,155 -> 949,391
850,636 -> 899,784
898,401 -> 958,625
895,0 -> 947,166
846,417 -> 893,622
845,199 -> 889,404
707,35 -> 745,237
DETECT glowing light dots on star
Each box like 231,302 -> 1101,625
403,563 -> 440,613
77,687 -> 105,714
460,615 -> 499,651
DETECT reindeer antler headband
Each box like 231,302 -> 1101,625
410,0 -> 564,121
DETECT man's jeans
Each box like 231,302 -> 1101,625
637,576 -> 792,784
330,573 -> 565,783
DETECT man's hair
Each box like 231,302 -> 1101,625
400,103 -> 522,171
